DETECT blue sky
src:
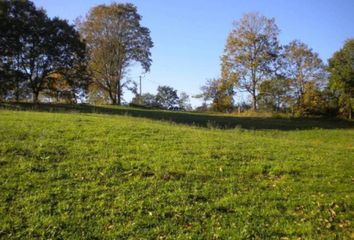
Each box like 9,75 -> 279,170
33,0 -> 354,105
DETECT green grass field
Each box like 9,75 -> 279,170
0,104 -> 353,239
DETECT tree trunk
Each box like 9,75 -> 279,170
252,89 -> 257,111
349,102 -> 352,120
251,68 -> 257,111
109,93 -> 116,105
109,93 -> 116,104
15,92 -> 20,102
72,92 -> 77,104
15,79 -> 20,102
33,90 -> 39,103
117,82 -> 121,105
107,89 -> 115,104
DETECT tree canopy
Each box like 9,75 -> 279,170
222,12 -> 280,110
328,39 -> 354,119
0,1 -> 353,119
155,85 -> 179,109
0,0 -> 87,102
78,3 -> 153,105
282,40 -> 326,115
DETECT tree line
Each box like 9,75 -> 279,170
197,13 -> 353,119
0,0 -> 152,105
0,1 -> 353,119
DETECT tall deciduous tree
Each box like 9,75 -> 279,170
0,0 -> 87,102
155,85 -> 179,109
222,12 -> 280,110
0,0 -> 35,100
328,39 -> 354,119
283,40 -> 326,115
78,3 -> 153,105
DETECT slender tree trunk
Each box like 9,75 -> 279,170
33,90 -> 39,103
72,92 -> 77,104
349,102 -> 352,120
251,68 -> 257,111
108,91 -> 116,104
117,81 -> 121,105
15,79 -> 20,102
347,91 -> 353,120
30,77 -> 42,103
252,92 -> 257,111
349,109 -> 352,120
107,82 -> 116,104
110,94 -> 117,104
15,58 -> 21,102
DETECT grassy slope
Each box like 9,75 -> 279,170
0,107 -> 353,239
1,102 -> 353,130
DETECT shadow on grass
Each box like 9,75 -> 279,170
1,102 -> 353,131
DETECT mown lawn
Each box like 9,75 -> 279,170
0,108 -> 353,239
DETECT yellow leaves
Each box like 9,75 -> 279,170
338,220 -> 351,229
48,72 -> 62,80
329,208 -> 336,218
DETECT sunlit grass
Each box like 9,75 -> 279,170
0,108 -> 353,239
